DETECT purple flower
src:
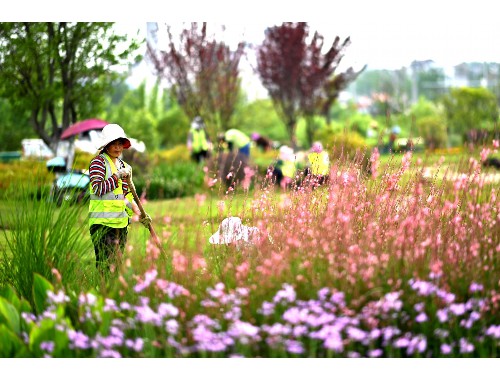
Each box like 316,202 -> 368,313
227,321 -> 260,344
133,269 -> 158,293
434,328 -> 449,339
369,328 -> 381,340
437,309 -> 448,323
485,325 -> 500,339
414,302 -> 425,312
394,335 -> 411,348
293,325 -> 308,337
40,341 -> 55,353
436,290 -> 456,304
104,298 -> 118,312
79,292 -> 97,306
368,349 -> 383,357
410,280 -> 436,296
285,339 -> 304,355
99,349 -> 121,358
165,319 -> 179,335
259,301 -> 275,316
469,282 -> 483,293
440,343 -> 452,355
378,292 -> 403,313
449,303 -> 466,316
125,338 -> 144,352
283,307 -> 308,324
135,304 -> 162,325
323,333 -> 344,353
273,284 -> 296,304
415,312 -> 428,323
68,330 -> 91,350
318,288 -> 330,301
47,290 -> 69,304
459,338 -> 474,354
346,326 -> 367,342
158,303 -> 179,318
330,291 -> 345,306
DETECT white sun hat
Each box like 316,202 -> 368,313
209,217 -> 259,245
98,123 -> 131,150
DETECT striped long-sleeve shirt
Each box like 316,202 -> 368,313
89,155 -> 130,197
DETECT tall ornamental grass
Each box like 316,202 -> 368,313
0,176 -> 95,307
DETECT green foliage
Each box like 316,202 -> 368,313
0,23 -> 141,150
314,128 -> 368,159
0,99 -> 33,151
416,116 -> 448,149
410,96 -> 443,120
32,274 -> 54,316
441,87 -> 499,136
157,106 -> 190,148
132,159 -> 205,200
0,160 -> 54,201
344,113 -> 376,138
232,99 -> 286,143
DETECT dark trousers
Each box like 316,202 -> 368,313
89,224 -> 128,273
191,150 -> 210,163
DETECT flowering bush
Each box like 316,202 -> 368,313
0,141 -> 498,357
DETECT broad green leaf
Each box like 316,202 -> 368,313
32,274 -> 54,316
0,297 -> 20,335
0,324 -> 26,358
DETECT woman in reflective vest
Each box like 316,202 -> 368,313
88,123 -> 151,273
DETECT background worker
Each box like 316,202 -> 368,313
271,145 -> 296,190
251,132 -> 273,152
306,141 -> 330,186
219,128 -> 251,158
88,123 -> 152,274
187,116 -> 211,163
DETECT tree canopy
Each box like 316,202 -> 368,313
256,22 -> 362,148
146,22 -> 245,139
0,22 -> 141,151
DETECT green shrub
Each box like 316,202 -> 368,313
133,161 -> 205,200
416,115 -> 448,149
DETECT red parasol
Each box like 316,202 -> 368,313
60,119 -> 108,140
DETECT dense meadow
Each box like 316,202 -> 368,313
0,143 -> 499,359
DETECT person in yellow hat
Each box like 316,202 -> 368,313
88,123 -> 152,274
306,141 -> 330,187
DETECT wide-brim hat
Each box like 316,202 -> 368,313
209,216 -> 259,244
98,123 -> 131,150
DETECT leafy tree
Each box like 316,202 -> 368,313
146,22 -> 245,139
0,98 -> 32,151
0,22 -> 141,152
256,22 -> 360,148
104,81 -> 168,151
441,87 -> 499,137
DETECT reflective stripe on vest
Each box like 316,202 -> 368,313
88,153 -> 130,228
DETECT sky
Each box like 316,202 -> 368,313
5,0 -> 500,97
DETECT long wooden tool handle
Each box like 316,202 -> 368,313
126,177 -> 161,245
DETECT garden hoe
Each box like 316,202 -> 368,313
125,177 -> 167,257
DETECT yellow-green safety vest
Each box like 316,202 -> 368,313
308,151 -> 330,176
89,153 -> 134,228
191,127 -> 209,152
282,160 -> 296,178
